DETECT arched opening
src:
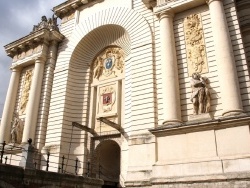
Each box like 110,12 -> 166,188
93,140 -> 121,188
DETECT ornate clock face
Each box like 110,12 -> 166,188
105,58 -> 113,69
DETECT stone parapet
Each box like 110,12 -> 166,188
0,164 -> 103,188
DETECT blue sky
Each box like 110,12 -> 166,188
0,0 -> 65,117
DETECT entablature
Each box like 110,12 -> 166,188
4,28 -> 64,59
154,0 -> 206,15
53,0 -> 104,19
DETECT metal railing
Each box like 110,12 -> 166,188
0,140 -> 92,177
0,139 -> 120,182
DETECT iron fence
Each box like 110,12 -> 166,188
0,139 -> 92,177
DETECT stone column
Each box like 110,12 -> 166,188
36,41 -> 58,150
22,57 -> 46,143
207,0 -> 243,116
0,68 -> 21,143
158,10 -> 182,125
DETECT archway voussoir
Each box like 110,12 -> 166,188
65,7 -> 152,62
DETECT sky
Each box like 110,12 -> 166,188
0,0 -> 65,117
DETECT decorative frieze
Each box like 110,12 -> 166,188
184,13 -> 208,76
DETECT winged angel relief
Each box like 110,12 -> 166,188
93,47 -> 124,80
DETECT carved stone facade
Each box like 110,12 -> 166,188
92,47 -> 124,134
184,13 -> 208,76
1,0 -> 250,187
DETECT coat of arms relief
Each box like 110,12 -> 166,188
99,85 -> 116,114
92,47 -> 124,82
92,47 -> 124,133
92,47 -> 124,116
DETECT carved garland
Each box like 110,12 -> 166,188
184,14 -> 208,76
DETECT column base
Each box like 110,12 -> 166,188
188,113 -> 212,122
222,109 -> 244,117
162,119 -> 182,126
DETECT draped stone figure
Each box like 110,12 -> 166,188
190,73 -> 210,115
10,114 -> 24,144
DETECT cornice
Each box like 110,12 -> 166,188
154,0 -> 206,15
149,114 -> 250,136
53,0 -> 89,19
53,0 -> 106,19
4,29 -> 64,58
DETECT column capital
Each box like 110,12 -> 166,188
206,0 -> 222,5
10,65 -> 22,72
34,56 -> 46,63
155,8 -> 174,20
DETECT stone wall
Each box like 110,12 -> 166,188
0,164 -> 103,188
124,172 -> 250,188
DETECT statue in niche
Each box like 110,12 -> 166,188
184,13 -> 208,76
11,113 -> 24,144
93,47 -> 124,81
190,73 -> 210,115
19,69 -> 33,115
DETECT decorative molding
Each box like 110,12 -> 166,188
53,0 -> 104,19
206,0 -> 223,5
149,114 -> 250,137
184,13 -> 208,75
4,28 -> 64,58
154,0 -> 207,15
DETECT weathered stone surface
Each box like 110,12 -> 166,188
0,164 -> 103,188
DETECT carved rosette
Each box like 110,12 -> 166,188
92,47 -> 124,82
19,69 -> 33,115
184,14 -> 208,76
